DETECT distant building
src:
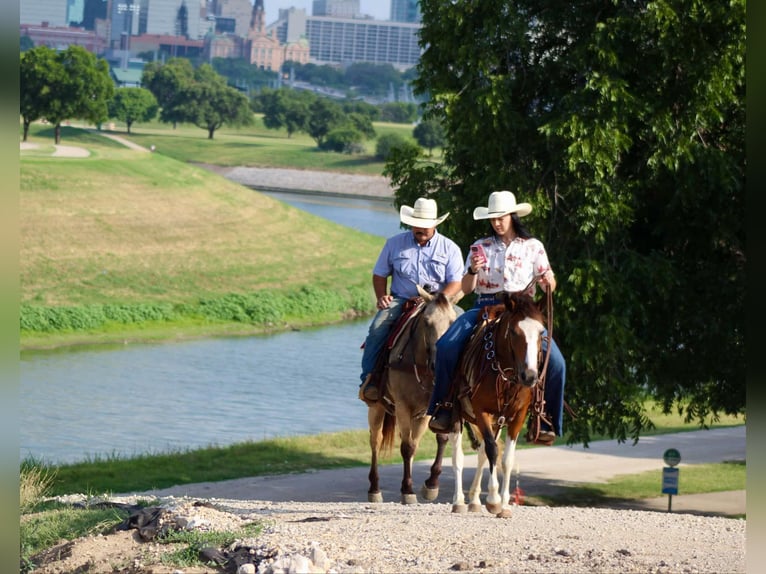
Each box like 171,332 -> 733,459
20,0 -> 68,27
305,16 -> 421,69
312,0 -> 360,19
203,0 -> 309,71
390,0 -> 421,23
20,21 -> 108,53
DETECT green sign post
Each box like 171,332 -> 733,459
662,448 -> 681,511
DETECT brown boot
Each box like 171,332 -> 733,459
359,374 -> 379,402
428,409 -> 452,433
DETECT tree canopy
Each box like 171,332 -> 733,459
385,0 -> 745,444
108,87 -> 158,134
19,45 -> 114,143
143,60 -> 253,138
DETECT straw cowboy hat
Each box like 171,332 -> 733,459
399,197 -> 449,227
473,190 -> 532,220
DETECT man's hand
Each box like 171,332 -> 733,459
376,294 -> 394,309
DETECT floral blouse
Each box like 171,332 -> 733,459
469,235 -> 552,297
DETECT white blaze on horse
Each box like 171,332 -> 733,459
366,285 -> 463,504
448,291 -> 546,517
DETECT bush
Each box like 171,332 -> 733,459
319,127 -> 364,153
375,133 -> 419,161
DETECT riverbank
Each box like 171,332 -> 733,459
195,163 -> 396,200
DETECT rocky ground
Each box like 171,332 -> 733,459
28,493 -> 746,574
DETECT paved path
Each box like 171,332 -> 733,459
135,426 -> 746,518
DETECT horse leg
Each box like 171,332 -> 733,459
495,432 -> 519,518
367,404 -> 385,503
398,413 -> 418,505
467,439 -> 488,513
449,429 -> 468,513
421,431 -> 448,501
478,417 -> 503,515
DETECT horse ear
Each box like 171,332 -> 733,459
449,290 -> 465,305
416,284 -> 434,301
501,291 -> 515,310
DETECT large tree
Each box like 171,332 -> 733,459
386,0 -> 745,444
19,45 -> 113,144
108,87 -> 158,134
142,58 -> 195,128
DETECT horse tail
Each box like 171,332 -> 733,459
380,410 -> 397,455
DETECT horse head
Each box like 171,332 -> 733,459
417,285 -> 464,370
498,291 -> 545,388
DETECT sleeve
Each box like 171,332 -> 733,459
372,238 -> 394,277
533,240 -> 552,277
444,240 -> 466,283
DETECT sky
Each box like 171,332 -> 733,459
264,1 -> 392,25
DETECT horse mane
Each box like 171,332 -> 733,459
500,291 -> 543,321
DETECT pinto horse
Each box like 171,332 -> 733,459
367,285 -> 462,504
448,291 -> 546,517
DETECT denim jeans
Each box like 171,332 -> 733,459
359,297 -> 407,384
428,302 -> 567,436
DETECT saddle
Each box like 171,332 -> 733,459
448,303 -> 556,445
360,297 -> 425,411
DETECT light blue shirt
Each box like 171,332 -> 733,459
373,230 -> 464,299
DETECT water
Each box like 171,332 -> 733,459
20,321 -> 372,465
20,191 -> 396,465
261,191 -> 402,239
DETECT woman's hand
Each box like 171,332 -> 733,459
540,270 -> 557,292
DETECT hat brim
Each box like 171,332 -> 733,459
473,203 -> 532,220
400,207 -> 449,228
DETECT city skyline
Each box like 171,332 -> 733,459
265,0 -> 390,24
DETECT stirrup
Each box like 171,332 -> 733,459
359,374 -> 379,403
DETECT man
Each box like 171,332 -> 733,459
359,197 -> 464,402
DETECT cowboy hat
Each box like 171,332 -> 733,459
400,197 -> 449,227
472,190 -> 532,220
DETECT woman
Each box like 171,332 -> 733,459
426,191 -> 566,444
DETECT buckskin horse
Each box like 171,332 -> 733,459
366,285 -> 463,504
448,291 -> 547,517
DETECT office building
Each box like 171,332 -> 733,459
390,0 -> 420,23
20,0 -> 68,27
312,0 -> 360,19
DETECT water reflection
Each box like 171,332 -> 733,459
20,320 -> 372,465
20,191 -> 394,465
261,191 -> 402,238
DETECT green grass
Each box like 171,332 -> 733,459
62,116 -> 420,175
20,122 -> 386,349
539,461 -> 746,508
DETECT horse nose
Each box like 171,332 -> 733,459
520,368 -> 538,387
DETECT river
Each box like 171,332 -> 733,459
20,191 -> 401,465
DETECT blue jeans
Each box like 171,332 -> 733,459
427,301 -> 567,436
359,297 -> 407,384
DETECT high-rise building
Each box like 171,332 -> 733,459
211,0 -> 252,37
305,16 -> 420,69
20,0 -> 68,27
390,0 -> 420,23
67,0 -> 86,25
312,0 -> 360,19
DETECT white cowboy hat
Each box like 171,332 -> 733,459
472,190 -> 532,220
400,197 -> 449,227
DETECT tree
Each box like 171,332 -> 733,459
19,45 -> 113,143
258,88 -> 314,138
20,35 -> 34,52
175,64 -> 254,139
413,118 -> 445,156
108,87 -> 158,133
142,58 -> 195,128
386,0 -> 745,444
19,46 -> 58,141
307,97 -> 345,147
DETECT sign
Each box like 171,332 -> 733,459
663,448 -> 681,467
662,466 -> 679,495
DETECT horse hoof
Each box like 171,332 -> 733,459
468,503 -> 483,513
496,508 -> 513,519
368,492 -> 383,503
451,504 -> 468,514
420,485 -> 439,501
485,502 -> 503,514
401,493 -> 418,505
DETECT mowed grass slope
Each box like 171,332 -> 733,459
20,125 -> 384,345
